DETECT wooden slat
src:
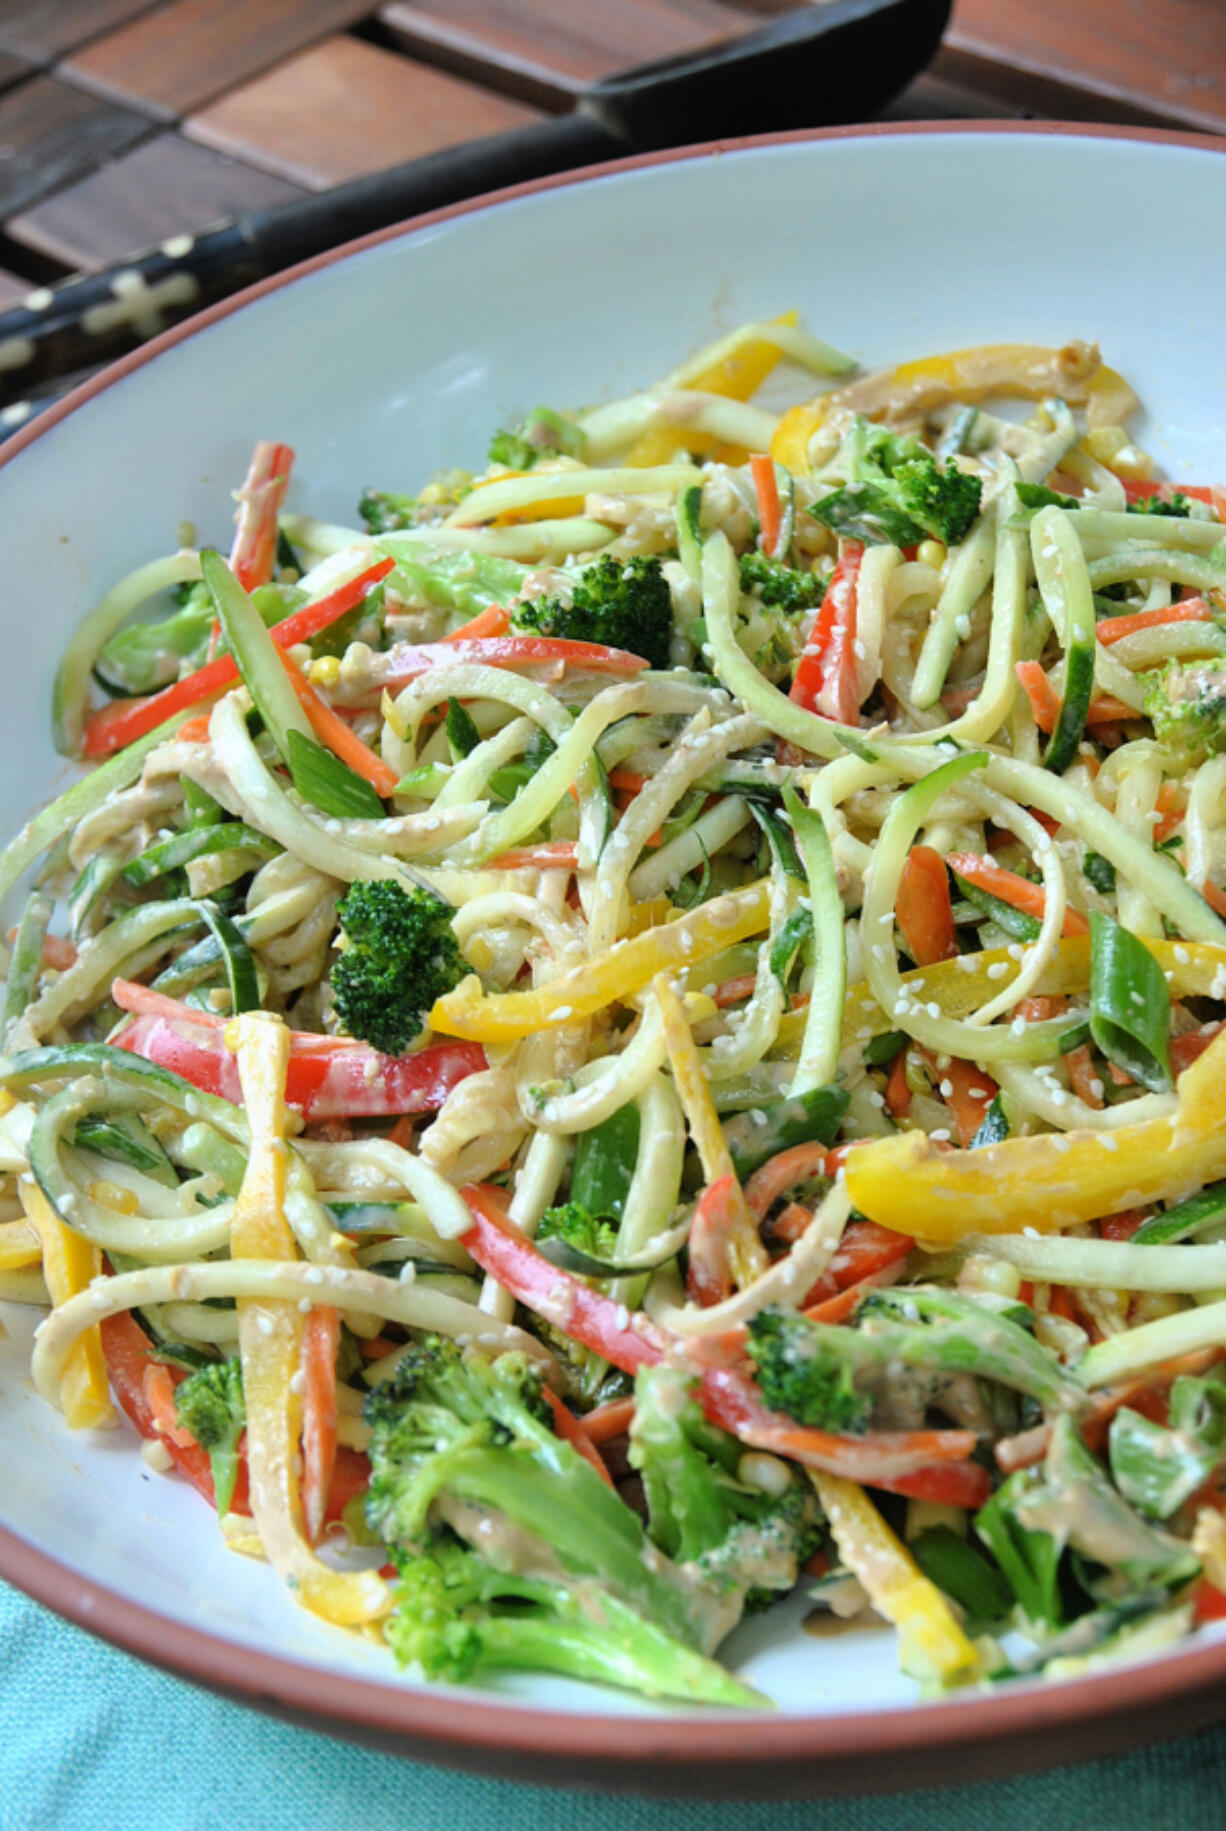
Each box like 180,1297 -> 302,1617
0,77 -> 149,221
377,0 -> 757,107
946,0 -> 1226,135
0,50 -> 33,94
7,133 -> 306,272
0,0 -> 160,64
61,0 -> 375,122
185,35 -> 542,191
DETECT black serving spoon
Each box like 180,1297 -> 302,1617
0,0 -> 950,411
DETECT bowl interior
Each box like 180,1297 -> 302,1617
2,124 -> 1226,1744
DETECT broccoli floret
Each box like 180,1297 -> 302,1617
629,1364 -> 821,1618
745,1307 -> 872,1434
536,1201 -> 620,1263
747,1288 -> 1079,1435
512,554 -> 673,669
521,1313 -> 631,1411
174,1356 -> 245,1515
330,880 -> 464,1057
809,417 -> 983,547
488,406 -> 584,472
738,551 -> 822,614
363,1337 -> 763,1706
1128,491 -> 1194,519
1144,659 -> 1226,763
358,489 -> 418,533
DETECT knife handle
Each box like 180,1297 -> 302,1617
0,112 -> 621,405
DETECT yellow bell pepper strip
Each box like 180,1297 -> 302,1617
228,1011 -> 388,1626
429,879 -> 772,1042
810,1470 -> 978,1684
771,342 -> 1138,477
847,1024 -> 1226,1243
628,312 -> 798,467
654,972 -> 768,1289
21,1179 -> 113,1430
0,1216 -> 41,1270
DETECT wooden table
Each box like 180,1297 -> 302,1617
0,0 -> 1219,324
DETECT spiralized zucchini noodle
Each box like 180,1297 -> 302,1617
8,319 -> 1226,1703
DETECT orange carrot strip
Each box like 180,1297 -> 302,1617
300,1305 -> 340,1544
1099,1208 -> 1148,1242
1172,1023 -> 1225,1073
1153,781 -> 1185,844
441,602 -> 511,642
280,654 -> 399,797
357,1334 -> 400,1361
919,1051 -> 998,1149
581,1395 -> 637,1444
751,453 -> 782,555
803,1265 -> 902,1325
142,1361 -> 196,1448
896,845 -> 957,967
1096,600 -> 1212,645
1203,880 -> 1226,920
176,712 -> 214,742
885,1046 -> 912,1119
543,1388 -> 614,1488
1015,660 -> 1061,733
770,1201 -> 815,1245
946,852 -> 1090,938
486,842 -> 579,871
712,973 -> 758,1009
1066,1043 -> 1104,1108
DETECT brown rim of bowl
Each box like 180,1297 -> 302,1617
3,118 -> 1226,1783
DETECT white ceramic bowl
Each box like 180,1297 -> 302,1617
3,123 -> 1226,1793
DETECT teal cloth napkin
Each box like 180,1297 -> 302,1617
2,1579 -> 1223,1831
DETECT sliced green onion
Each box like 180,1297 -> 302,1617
1083,851 -> 1116,895
569,1102 -> 641,1224
286,729 -> 386,821
445,697 -> 480,760
750,801 -> 804,882
970,1092 -> 1009,1149
73,1110 -> 177,1185
862,1030 -> 904,1068
1089,910 -> 1172,1093
782,786 -> 844,1095
770,907 -> 813,987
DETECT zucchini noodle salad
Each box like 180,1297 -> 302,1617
10,316 -> 1226,1708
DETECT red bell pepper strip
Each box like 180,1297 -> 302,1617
81,556 -> 395,758
111,980 -> 485,1119
375,635 -> 649,693
801,1219 -> 916,1309
460,1185 -> 985,1497
686,1174 -> 742,1307
790,542 -> 862,725
300,1304 -> 340,1543
230,441 -> 294,593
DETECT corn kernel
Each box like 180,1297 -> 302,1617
916,538 -> 947,570
90,1180 -> 139,1215
309,655 -> 341,689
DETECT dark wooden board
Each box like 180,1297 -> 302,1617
7,133 -> 306,272
0,0 -> 161,64
377,0 -> 757,107
61,0 -> 378,121
0,76 -> 149,220
185,34 -> 543,191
